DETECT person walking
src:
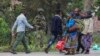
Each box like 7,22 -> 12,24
44,10 -> 62,53
11,10 -> 34,54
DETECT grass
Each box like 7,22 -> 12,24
0,33 -> 100,52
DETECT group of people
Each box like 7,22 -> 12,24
44,8 -> 93,55
11,8 -> 46,54
11,7 -> 93,55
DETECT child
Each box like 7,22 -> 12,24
82,33 -> 92,54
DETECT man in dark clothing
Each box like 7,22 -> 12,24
76,32 -> 85,53
44,10 -> 62,53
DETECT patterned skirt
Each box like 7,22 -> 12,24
64,34 -> 78,48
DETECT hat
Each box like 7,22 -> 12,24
37,8 -> 44,12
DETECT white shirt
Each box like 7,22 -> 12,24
12,13 -> 33,32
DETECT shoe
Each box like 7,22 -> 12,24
85,52 -> 89,54
81,51 -> 84,54
85,50 -> 89,54
10,50 -> 17,54
44,48 -> 48,54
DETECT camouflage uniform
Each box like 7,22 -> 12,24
33,9 -> 46,48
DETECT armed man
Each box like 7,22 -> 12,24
33,8 -> 46,48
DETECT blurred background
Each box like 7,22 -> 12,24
0,0 -> 100,52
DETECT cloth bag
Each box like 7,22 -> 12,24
55,39 -> 65,50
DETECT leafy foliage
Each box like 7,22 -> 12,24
0,18 -> 10,46
0,0 -> 99,51
95,0 -> 100,16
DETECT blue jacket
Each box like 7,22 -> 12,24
66,18 -> 77,36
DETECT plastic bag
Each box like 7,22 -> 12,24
55,40 -> 65,50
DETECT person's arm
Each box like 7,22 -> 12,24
66,19 -> 76,32
42,16 -> 46,26
11,19 -> 18,37
80,12 -> 92,19
23,17 -> 33,29
33,16 -> 38,25
12,19 -> 18,32
43,16 -> 46,25
66,19 -> 75,28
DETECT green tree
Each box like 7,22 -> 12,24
0,18 -> 10,46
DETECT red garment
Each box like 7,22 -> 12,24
55,39 -> 65,50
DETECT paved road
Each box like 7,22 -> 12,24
0,50 -> 100,56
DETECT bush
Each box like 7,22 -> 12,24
0,18 -> 10,46
14,4 -> 23,17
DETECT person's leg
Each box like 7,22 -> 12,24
45,34 -> 57,53
76,34 -> 79,53
65,37 -> 72,55
70,43 -> 75,55
35,30 -> 41,48
85,33 -> 92,54
85,49 -> 89,54
47,35 -> 57,48
64,35 -> 70,55
85,41 -> 91,54
64,40 -> 71,55
71,34 -> 78,55
39,30 -> 44,48
11,32 -> 23,54
85,48 -> 89,54
76,43 -> 80,53
87,49 -> 90,54
85,35 -> 92,54
84,42 -> 90,54
80,43 -> 85,53
22,32 -> 30,53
